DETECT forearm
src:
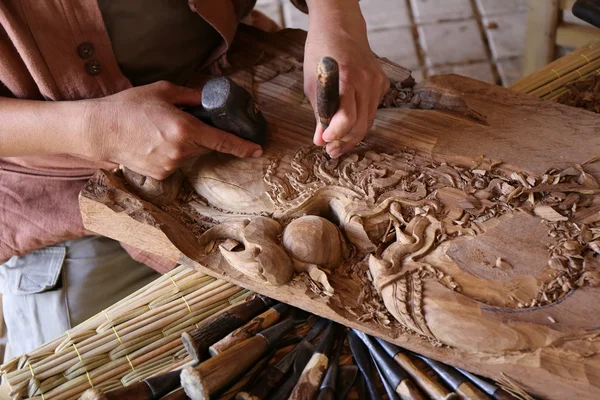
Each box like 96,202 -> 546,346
0,97 -> 88,158
305,0 -> 366,36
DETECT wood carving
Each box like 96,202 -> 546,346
79,26 -> 600,399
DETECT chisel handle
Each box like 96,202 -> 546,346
456,382 -> 493,400
396,379 -> 427,400
392,353 -> 458,400
159,388 -> 188,400
288,353 -> 330,400
182,335 -> 269,400
316,387 -> 336,400
209,304 -> 287,356
181,296 -> 273,361
317,57 -> 340,129
235,367 -> 286,400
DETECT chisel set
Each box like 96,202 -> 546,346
81,296 -> 528,400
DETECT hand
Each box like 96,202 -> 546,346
304,0 -> 390,159
81,81 -> 263,179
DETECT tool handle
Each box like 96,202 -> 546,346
456,382 -> 493,400
236,367 -> 286,400
81,382 -> 152,400
396,379 -> 427,400
182,296 -> 272,361
220,350 -> 275,400
393,353 -> 458,400
288,353 -> 330,400
209,304 -> 286,356
492,390 -> 520,400
182,336 -> 269,400
316,57 -> 340,129
159,388 -> 188,400
316,387 -> 336,400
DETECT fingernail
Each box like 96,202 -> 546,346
252,149 -> 263,158
328,149 -> 342,159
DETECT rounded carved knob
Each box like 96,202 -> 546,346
282,215 -> 344,268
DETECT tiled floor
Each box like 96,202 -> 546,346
255,0 -> 529,86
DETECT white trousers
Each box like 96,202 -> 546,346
0,236 -> 160,360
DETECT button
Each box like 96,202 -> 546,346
77,42 -> 94,59
85,60 -> 102,76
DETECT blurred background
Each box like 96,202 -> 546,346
255,0 -> 600,86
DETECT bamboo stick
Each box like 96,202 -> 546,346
7,281 -> 236,384
511,41 -> 600,93
1,264 -> 252,400
530,59 -> 600,97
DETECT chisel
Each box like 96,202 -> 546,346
353,331 -> 425,400
375,338 -> 458,400
373,355 -> 399,400
456,368 -> 519,400
215,350 -> 276,400
181,295 -> 275,362
413,354 -> 492,400
236,318 -> 329,400
208,303 -> 289,356
348,330 -> 382,400
180,317 -> 295,400
267,338 -> 316,400
316,329 -> 347,400
316,57 -> 345,158
288,322 -> 338,400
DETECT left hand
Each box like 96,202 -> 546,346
303,0 -> 390,159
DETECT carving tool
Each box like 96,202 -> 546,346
316,57 -> 344,156
215,350 -> 276,400
336,365 -> 359,400
353,331 -> 425,400
375,338 -> 458,400
181,295 -> 275,362
267,321 -> 334,400
413,354 -> 492,400
236,318 -> 329,400
347,330 -> 382,400
316,57 -> 340,130
180,317 -> 295,400
316,329 -> 347,400
288,321 -> 338,400
374,355 -> 400,400
157,388 -> 188,400
208,303 -> 289,356
456,368 -> 519,400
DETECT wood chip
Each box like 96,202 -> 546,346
547,316 -> 557,323
533,205 -> 568,221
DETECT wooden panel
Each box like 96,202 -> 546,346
81,26 -> 600,400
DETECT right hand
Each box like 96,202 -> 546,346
80,81 -> 263,180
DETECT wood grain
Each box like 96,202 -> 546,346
80,26 -> 600,400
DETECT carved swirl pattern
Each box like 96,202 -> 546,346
259,147 -> 600,340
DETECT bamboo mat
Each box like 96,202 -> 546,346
0,266 -> 250,400
510,39 -> 600,100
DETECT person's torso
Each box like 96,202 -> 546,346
97,0 -> 223,86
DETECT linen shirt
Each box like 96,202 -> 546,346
0,0 -> 307,272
